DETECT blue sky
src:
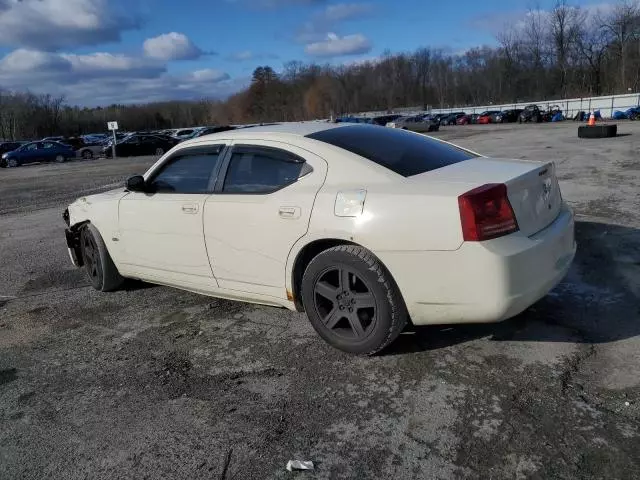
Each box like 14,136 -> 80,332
0,0 -> 614,105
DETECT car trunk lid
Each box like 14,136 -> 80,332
417,157 -> 562,237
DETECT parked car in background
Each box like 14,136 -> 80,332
192,126 -> 238,138
542,105 -> 563,122
440,112 -> 466,126
171,128 -> 201,140
477,111 -> 501,124
0,141 -> 25,157
1,141 -> 75,167
456,114 -> 473,125
519,105 -> 544,123
42,136 -> 65,142
495,109 -> 523,123
387,115 -> 440,132
63,123 -> 575,355
63,137 -> 106,159
103,134 -> 180,158
371,114 -> 402,126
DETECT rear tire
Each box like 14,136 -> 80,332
54,155 -> 65,163
155,147 -> 164,156
82,150 -> 93,159
301,245 -> 408,355
81,224 -> 124,292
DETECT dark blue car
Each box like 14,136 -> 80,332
1,141 -> 75,168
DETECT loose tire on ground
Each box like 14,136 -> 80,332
81,224 -> 124,292
578,124 -> 618,139
301,245 -> 408,355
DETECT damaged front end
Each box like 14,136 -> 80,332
63,208 -> 84,268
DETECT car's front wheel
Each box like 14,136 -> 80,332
7,158 -> 18,167
301,245 -> 408,355
155,147 -> 164,156
81,224 -> 124,292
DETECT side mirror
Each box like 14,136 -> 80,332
125,175 -> 147,193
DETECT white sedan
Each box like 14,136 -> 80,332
63,123 -> 576,354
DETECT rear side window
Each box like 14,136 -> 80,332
149,147 -> 223,193
307,125 -> 477,177
223,146 -> 309,194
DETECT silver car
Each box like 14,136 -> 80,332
386,115 -> 439,133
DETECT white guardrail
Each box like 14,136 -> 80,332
357,93 -> 640,119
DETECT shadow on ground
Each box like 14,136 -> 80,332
387,220 -> 640,355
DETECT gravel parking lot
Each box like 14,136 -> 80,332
1,122 -> 639,479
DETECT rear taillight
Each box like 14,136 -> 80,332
458,183 -> 519,241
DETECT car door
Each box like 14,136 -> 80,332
40,142 -> 57,162
21,143 -> 41,164
203,141 -> 327,299
117,144 -> 226,289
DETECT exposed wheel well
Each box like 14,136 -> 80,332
291,238 -> 355,311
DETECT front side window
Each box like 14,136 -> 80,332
26,143 -> 38,151
223,147 -> 309,194
149,148 -> 223,194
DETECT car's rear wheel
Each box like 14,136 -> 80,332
82,150 -> 93,159
54,154 -> 65,163
301,245 -> 407,355
81,224 -> 124,292
155,147 -> 164,156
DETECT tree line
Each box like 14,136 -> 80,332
2,0 -> 640,140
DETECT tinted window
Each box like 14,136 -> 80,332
307,125 -> 476,177
26,143 -> 38,151
223,147 -> 307,194
150,150 -> 222,193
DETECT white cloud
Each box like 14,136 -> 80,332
189,69 -> 231,83
143,32 -> 204,61
228,50 -> 255,61
225,51 -> 280,61
295,2 -> 373,46
0,0 -> 140,51
321,3 -> 372,22
305,32 -> 372,57
0,48 -> 236,105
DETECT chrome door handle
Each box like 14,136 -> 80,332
181,204 -> 199,214
279,206 -> 301,219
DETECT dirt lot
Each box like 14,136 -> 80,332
1,122 -> 639,479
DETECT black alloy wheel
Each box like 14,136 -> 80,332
312,266 -> 377,341
82,228 -> 103,289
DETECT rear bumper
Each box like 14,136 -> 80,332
377,204 -> 576,325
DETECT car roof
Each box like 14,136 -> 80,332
181,121 -> 348,145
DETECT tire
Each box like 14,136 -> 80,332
578,124 -> 618,139
82,150 -> 93,159
54,154 -> 65,163
80,224 -> 124,292
155,147 -> 164,156
301,245 -> 408,355
7,158 -> 18,168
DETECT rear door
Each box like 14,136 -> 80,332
203,141 -> 327,299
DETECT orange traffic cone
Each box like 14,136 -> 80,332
587,112 -> 596,126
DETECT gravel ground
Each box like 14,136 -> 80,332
1,122 -> 639,479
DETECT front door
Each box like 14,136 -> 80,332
204,141 -> 327,299
118,144 -> 226,289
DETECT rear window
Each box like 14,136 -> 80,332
307,125 -> 477,177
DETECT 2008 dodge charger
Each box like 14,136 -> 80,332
63,123 -> 576,354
